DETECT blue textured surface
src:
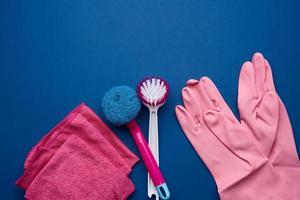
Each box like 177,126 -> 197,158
1,0 -> 300,199
102,86 -> 141,126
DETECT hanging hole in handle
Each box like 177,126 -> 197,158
149,193 -> 159,200
156,183 -> 170,200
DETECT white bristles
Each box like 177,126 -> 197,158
140,77 -> 167,106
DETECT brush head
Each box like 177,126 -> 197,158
101,86 -> 141,126
137,76 -> 169,106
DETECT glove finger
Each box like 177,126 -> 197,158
182,78 -> 215,122
181,86 -> 204,121
264,59 -> 276,92
175,105 -> 200,136
256,91 -> 279,156
238,61 -> 257,113
175,105 -> 218,162
185,78 -> 216,113
257,92 -> 279,127
252,52 -> 267,97
200,76 -> 238,124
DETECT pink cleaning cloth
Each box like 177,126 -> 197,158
16,103 -> 138,190
25,135 -> 135,200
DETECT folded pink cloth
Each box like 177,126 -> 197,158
17,103 -> 138,199
25,135 -> 135,200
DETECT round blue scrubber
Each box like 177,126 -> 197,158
101,86 -> 141,126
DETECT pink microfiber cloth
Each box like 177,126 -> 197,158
17,103 -> 139,200
25,135 -> 135,200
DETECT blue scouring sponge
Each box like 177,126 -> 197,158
101,86 -> 141,126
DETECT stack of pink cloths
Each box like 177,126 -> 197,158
16,103 -> 139,200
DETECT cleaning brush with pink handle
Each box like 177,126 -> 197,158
137,77 -> 169,200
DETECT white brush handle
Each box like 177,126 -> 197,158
148,107 -> 159,200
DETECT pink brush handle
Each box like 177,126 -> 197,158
127,120 -> 165,186
127,120 -> 170,199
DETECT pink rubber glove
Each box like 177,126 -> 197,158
238,53 -> 299,165
176,77 -> 298,199
238,53 -> 300,194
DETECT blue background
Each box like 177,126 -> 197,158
1,0 -> 300,199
